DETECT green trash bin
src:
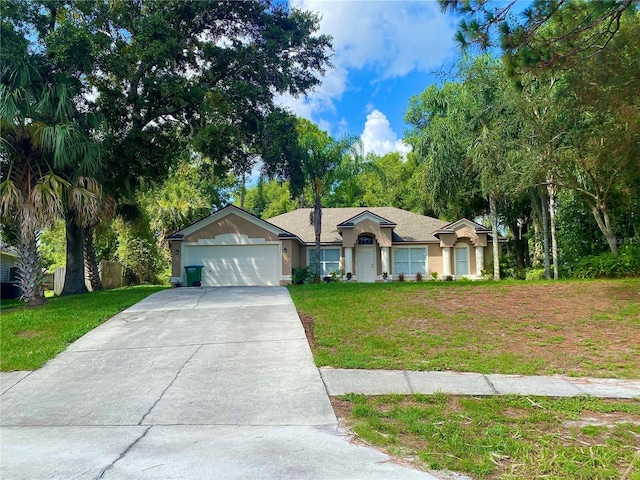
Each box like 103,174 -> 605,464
184,265 -> 204,287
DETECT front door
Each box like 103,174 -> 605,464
356,246 -> 376,283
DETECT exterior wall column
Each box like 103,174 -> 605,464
381,247 -> 390,275
475,245 -> 485,276
344,247 -> 353,275
442,247 -> 451,277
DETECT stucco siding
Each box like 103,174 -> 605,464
184,214 -> 279,243
427,244 -> 443,277
281,239 -> 295,276
170,241 -> 182,277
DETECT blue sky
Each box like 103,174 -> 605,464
277,0 -> 462,156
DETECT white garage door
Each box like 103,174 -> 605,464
183,244 -> 280,287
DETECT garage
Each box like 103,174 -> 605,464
182,244 -> 280,287
167,205 -> 297,287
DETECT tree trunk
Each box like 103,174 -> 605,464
313,194 -> 322,281
240,171 -> 246,210
85,225 -> 103,291
510,220 -> 526,270
61,215 -> 88,296
530,195 -> 543,266
538,188 -> 551,279
489,194 -> 500,280
521,218 -> 531,267
583,196 -> 619,256
547,180 -> 559,279
16,208 -> 46,305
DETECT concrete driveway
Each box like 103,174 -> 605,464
0,287 -> 438,479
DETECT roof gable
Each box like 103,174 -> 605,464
166,205 -> 297,240
436,218 -> 491,234
337,210 -> 396,228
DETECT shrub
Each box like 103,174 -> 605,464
292,266 -> 314,285
398,273 -> 405,282
525,268 -> 546,281
330,269 -> 344,282
114,218 -> 164,285
415,271 -> 423,282
573,244 -> 640,278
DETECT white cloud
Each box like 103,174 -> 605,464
361,109 -> 411,156
278,0 -> 457,130
300,0 -> 455,79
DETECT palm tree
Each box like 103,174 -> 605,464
0,61 -> 100,304
296,119 -> 357,280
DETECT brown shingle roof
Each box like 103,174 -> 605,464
267,207 -> 449,244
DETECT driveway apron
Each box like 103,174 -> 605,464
0,287 -> 437,479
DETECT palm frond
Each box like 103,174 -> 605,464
30,173 -> 69,223
0,179 -> 20,218
68,176 -> 102,227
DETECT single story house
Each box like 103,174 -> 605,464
168,205 -> 499,287
1,243 -> 21,299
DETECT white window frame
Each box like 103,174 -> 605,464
392,247 -> 427,275
307,247 -> 341,276
455,245 -> 470,276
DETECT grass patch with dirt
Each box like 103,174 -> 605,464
289,279 -> 640,379
0,286 -> 167,371
333,393 -> 640,480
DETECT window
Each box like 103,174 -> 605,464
308,248 -> 341,276
358,235 -> 374,245
455,246 -> 469,276
392,247 -> 427,275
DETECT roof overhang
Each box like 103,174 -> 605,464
0,249 -> 20,259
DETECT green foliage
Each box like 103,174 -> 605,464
139,160 -> 232,239
291,266 -> 314,285
242,178 -> 297,219
1,286 -> 167,371
555,190 -> 609,276
441,0 -> 638,75
573,244 -> 640,279
525,268 -> 546,281
39,221 -> 66,271
113,218 -> 166,285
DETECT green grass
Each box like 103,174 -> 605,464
289,278 -> 640,378
338,393 -> 640,480
0,286 -> 167,371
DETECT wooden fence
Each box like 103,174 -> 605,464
53,260 -> 123,295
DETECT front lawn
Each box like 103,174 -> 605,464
288,279 -> 640,379
0,286 -> 167,371
334,393 -> 640,480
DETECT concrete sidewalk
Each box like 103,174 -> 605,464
0,287 -> 439,480
320,368 -> 640,398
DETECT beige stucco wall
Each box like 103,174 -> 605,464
438,233 -> 457,248
281,239 -> 295,276
184,214 -> 280,242
170,240 -> 182,277
340,219 -> 393,248
427,243 -> 443,277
